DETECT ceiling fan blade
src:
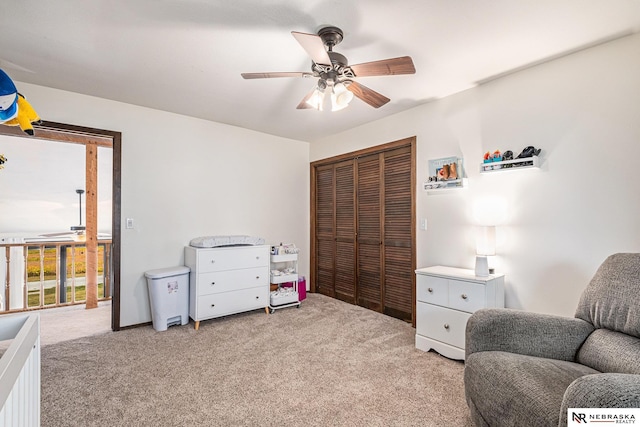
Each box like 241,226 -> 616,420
296,88 -> 317,110
347,81 -> 390,108
241,72 -> 313,79
350,56 -> 416,77
291,31 -> 332,65
39,232 -> 75,237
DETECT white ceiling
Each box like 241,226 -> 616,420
1,0 -> 639,143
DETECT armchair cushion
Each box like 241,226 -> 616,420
465,308 -> 594,361
575,253 -> 640,338
465,351 -> 599,427
576,329 -> 640,374
559,374 -> 640,427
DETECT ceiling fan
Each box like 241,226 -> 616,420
39,189 -> 99,242
241,26 -> 416,111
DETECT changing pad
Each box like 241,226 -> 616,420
189,235 -> 265,248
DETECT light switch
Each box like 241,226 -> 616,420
420,218 -> 427,230
126,218 -> 134,229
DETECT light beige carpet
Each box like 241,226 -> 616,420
41,293 -> 472,427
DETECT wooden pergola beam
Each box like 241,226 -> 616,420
85,143 -> 99,309
0,122 -> 113,147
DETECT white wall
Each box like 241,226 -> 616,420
8,82 -> 310,327
311,33 -> 640,317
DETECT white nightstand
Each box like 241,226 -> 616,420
415,266 -> 505,360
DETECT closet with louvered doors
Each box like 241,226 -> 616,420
310,137 -> 416,324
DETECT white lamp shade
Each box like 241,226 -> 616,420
476,226 -> 496,256
306,88 -> 325,111
331,82 -> 353,111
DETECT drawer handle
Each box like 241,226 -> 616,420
461,294 -> 468,300
211,282 -> 215,286
211,304 -> 215,307
427,287 -> 433,293
256,276 -> 260,279
444,324 -> 450,330
211,260 -> 215,264
255,296 -> 259,299
256,256 -> 260,260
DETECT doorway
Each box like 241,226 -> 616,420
0,121 -> 121,330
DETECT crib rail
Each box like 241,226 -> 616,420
0,313 -> 41,426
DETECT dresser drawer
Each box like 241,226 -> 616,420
448,280 -> 486,313
197,246 -> 268,272
416,302 -> 471,349
416,274 -> 448,306
196,286 -> 268,319
197,267 -> 268,296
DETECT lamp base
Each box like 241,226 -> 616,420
475,256 -> 489,277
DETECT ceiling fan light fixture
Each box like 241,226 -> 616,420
331,82 -> 353,112
306,81 -> 327,111
306,88 -> 325,111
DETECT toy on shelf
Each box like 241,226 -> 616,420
0,69 -> 18,122
480,146 -> 543,173
425,156 -> 464,190
0,68 -> 41,135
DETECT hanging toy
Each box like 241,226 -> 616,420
0,68 -> 18,123
3,93 -> 41,135
0,68 -> 41,135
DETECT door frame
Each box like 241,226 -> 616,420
0,121 -> 122,330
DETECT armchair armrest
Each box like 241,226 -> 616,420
559,374 -> 640,427
466,308 -> 594,361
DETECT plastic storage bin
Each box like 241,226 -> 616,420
298,276 -> 307,301
145,266 -> 190,331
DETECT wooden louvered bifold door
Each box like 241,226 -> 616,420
383,147 -> 413,321
311,137 -> 415,324
334,161 -> 356,303
315,165 -> 335,297
356,154 -> 382,311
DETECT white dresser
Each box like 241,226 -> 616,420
415,266 -> 504,360
184,245 -> 270,330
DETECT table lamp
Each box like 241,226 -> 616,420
475,226 -> 496,277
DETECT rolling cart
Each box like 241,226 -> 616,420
269,251 -> 300,313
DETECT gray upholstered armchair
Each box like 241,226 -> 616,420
464,253 -> 640,427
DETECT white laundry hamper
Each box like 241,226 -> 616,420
145,266 -> 190,331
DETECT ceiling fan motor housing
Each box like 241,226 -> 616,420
318,26 -> 344,49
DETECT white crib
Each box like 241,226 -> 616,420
0,313 -> 40,427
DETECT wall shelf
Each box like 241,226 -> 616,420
423,178 -> 468,192
480,155 -> 540,173
425,156 -> 466,193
